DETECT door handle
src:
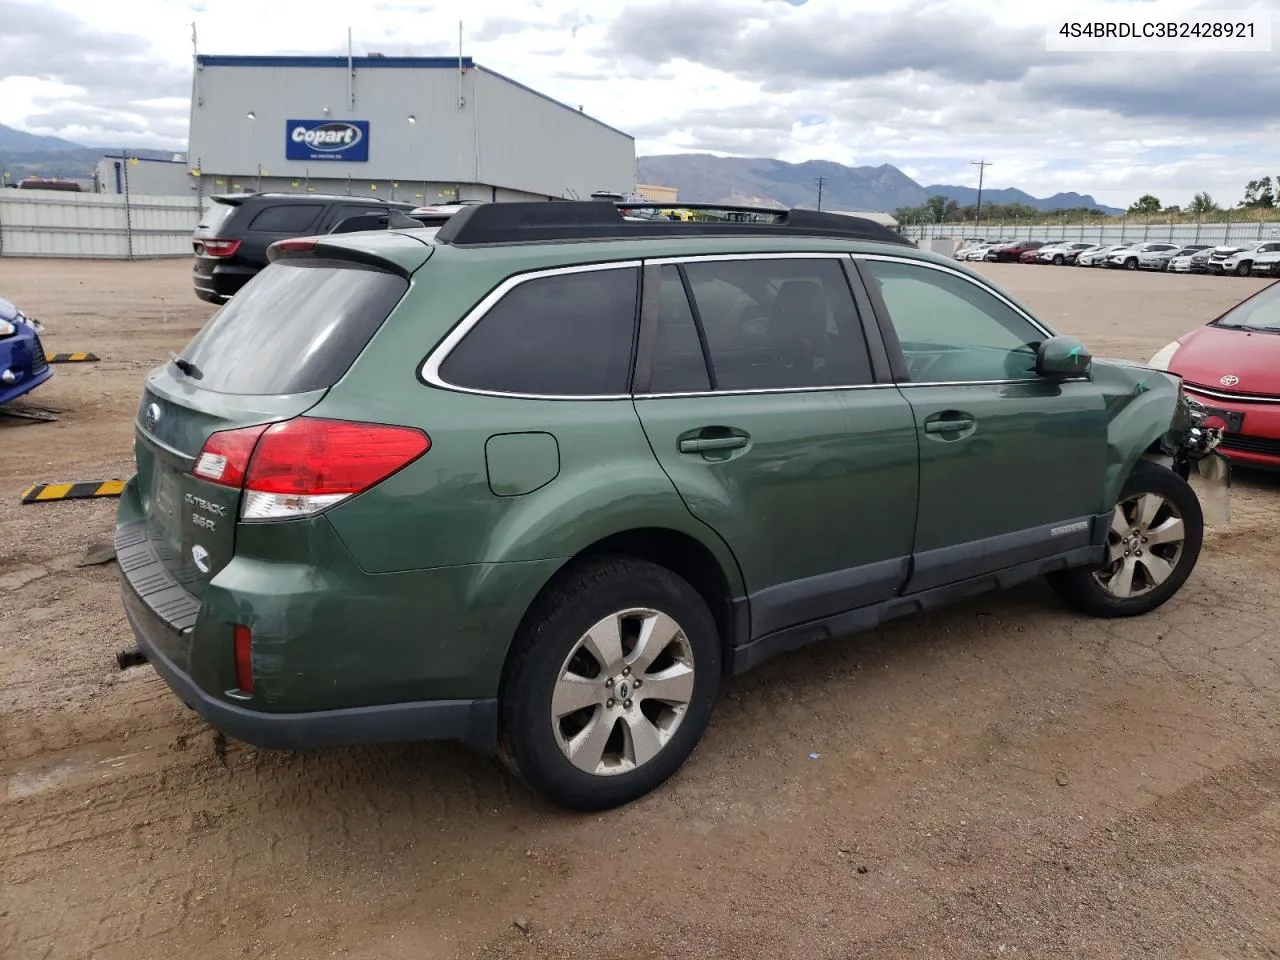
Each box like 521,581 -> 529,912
924,418 -> 975,434
679,435 -> 749,454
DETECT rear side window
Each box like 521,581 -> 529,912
246,204 -> 323,233
439,267 -> 639,396
178,258 -> 408,395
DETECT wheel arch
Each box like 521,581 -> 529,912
500,525 -> 748,693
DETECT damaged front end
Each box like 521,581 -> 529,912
1159,390 -> 1226,475
1094,359 -> 1231,527
1159,390 -> 1231,526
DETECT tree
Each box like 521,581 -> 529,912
1189,192 -> 1219,215
1127,194 -> 1162,214
1162,204 -> 1182,215
1239,177 -> 1276,208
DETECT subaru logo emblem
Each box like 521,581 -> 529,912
1220,374 -> 1240,387
145,402 -> 161,430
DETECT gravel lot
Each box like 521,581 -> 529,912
1,258 -> 1277,960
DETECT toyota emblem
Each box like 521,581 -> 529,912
145,402 -> 161,430
1219,374 -> 1240,387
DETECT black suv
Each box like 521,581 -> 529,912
191,192 -> 416,303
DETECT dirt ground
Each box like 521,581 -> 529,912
1,258 -> 1278,960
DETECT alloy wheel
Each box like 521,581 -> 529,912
551,607 -> 696,776
1093,494 -> 1186,598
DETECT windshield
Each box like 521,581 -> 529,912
1211,282 -> 1280,332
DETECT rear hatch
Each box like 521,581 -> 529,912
134,239 -> 429,598
192,195 -> 245,276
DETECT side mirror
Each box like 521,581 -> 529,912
1036,335 -> 1092,378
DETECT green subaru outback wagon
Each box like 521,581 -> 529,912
117,201 -> 1227,810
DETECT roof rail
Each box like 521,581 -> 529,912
433,200 -> 913,248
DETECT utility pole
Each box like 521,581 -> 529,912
813,175 -> 827,211
971,159 -> 992,223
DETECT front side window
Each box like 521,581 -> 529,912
439,267 -> 639,396
674,257 -> 874,391
863,259 -> 1043,383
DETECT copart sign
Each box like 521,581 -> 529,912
285,119 -> 370,162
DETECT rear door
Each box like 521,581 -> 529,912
856,255 -> 1109,594
632,255 -> 920,641
131,255 -> 411,599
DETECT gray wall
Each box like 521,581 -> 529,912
188,56 -> 636,200
94,157 -> 195,197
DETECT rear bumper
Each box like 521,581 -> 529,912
115,516 -> 500,753
192,259 -> 256,303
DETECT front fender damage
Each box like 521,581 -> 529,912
1094,358 -> 1227,522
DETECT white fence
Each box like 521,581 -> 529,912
0,189 -> 200,259
905,218 -> 1280,249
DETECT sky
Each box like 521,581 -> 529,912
0,0 -> 1278,207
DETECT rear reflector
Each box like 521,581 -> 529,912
200,238 -> 241,258
191,417 -> 430,520
233,624 -> 254,694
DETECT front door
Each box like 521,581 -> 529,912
857,256 -> 1110,594
633,255 -> 920,640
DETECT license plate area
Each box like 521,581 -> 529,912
151,467 -> 183,542
1199,404 -> 1244,433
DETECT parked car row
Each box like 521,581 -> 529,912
952,238 -> 1280,276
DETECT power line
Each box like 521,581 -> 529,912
971,159 -> 992,222
813,175 -> 827,212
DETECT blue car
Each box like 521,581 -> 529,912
0,294 -> 52,406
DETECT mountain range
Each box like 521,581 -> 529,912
0,124 -> 177,183
636,154 -> 1123,215
0,123 -> 1120,214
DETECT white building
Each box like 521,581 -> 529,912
187,54 -> 637,204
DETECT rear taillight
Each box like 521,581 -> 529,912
200,238 -> 241,257
194,423 -> 270,488
233,624 -> 254,694
191,417 -> 430,520
270,237 -> 319,255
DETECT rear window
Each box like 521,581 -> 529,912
177,258 -> 408,395
197,201 -> 238,233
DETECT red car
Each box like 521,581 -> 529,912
1150,280 -> 1280,470
1019,248 -> 1042,264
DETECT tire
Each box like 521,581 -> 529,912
1125,257 -> 1138,270
498,556 -> 722,811
1047,460 -> 1204,619
1236,261 -> 1252,277
1053,254 -> 1065,265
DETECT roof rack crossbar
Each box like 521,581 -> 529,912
433,201 -> 912,248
